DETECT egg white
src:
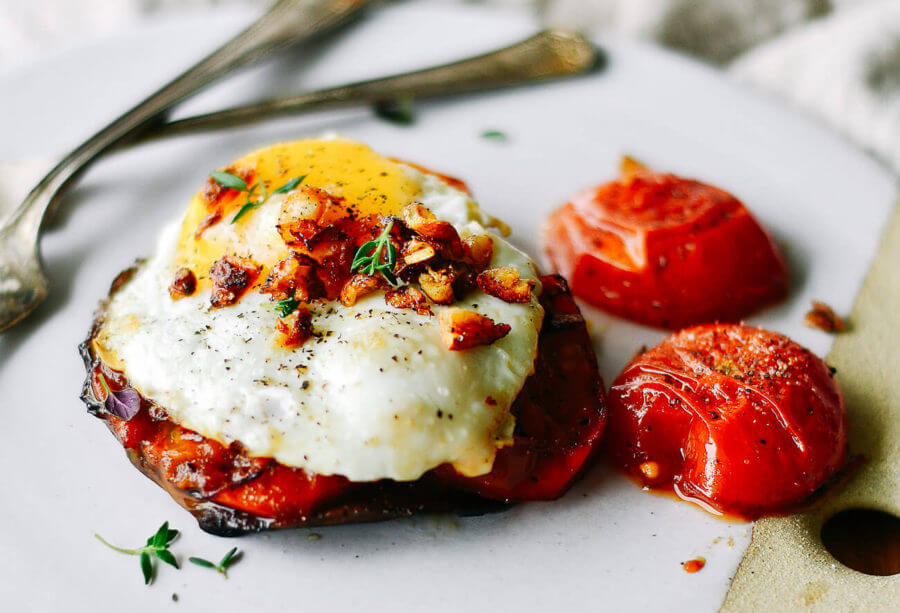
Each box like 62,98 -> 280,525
97,161 -> 544,482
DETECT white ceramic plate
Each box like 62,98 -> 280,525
0,2 -> 894,611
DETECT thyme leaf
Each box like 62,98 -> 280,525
274,296 -> 301,318
271,175 -> 306,195
95,522 -> 180,585
189,547 -> 241,578
209,171 -> 249,192
229,186 -> 262,224
351,220 -> 398,285
208,171 -> 306,224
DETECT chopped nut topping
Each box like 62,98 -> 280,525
278,219 -> 346,256
400,203 -> 462,257
260,253 -> 321,302
340,273 -> 387,306
400,203 -> 437,227
385,286 -> 432,316
804,301 -> 846,333
278,218 -> 322,247
277,307 -> 314,348
209,256 -> 260,308
476,266 -> 535,303
300,185 -> 348,225
438,309 -> 510,350
401,239 -> 437,266
418,267 -> 456,305
462,234 -> 494,270
419,263 -> 474,305
169,268 -> 197,300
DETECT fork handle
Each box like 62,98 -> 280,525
5,0 -> 368,239
149,29 -> 599,140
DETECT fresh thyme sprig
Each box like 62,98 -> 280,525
94,522 -> 179,585
189,547 -> 242,579
351,219 -> 398,285
209,171 -> 306,224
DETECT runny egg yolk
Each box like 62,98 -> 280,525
173,138 -> 423,288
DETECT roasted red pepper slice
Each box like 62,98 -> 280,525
212,465 -> 351,522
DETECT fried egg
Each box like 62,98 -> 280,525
93,138 -> 543,482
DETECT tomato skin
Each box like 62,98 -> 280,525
435,275 -> 607,501
606,324 -> 847,519
543,170 -> 788,329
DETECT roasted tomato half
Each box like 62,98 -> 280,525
606,323 -> 847,519
80,275 -> 606,535
542,158 -> 788,329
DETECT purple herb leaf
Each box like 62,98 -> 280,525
105,387 -> 141,420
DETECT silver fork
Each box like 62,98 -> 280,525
0,0 -> 369,333
0,13 -> 598,334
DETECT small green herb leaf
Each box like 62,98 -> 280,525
190,548 -> 241,578
275,297 -> 300,318
351,240 -> 379,270
95,521 -> 180,586
188,557 -> 216,569
155,549 -> 179,569
140,551 -> 153,585
151,522 -> 170,548
230,200 -> 261,224
219,547 -> 239,569
481,130 -> 508,142
210,171 -> 249,192
351,220 -> 398,285
271,175 -> 307,195
230,175 -> 306,224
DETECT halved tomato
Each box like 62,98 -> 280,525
606,323 -> 847,519
543,160 -> 788,328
